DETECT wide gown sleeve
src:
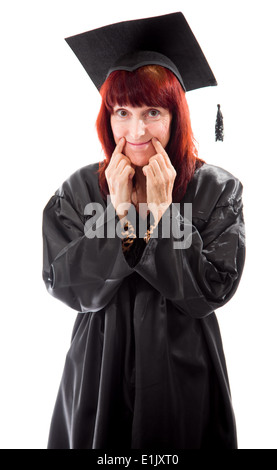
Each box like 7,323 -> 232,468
42,170 -> 133,313
134,166 -> 246,318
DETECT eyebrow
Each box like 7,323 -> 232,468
113,105 -> 164,111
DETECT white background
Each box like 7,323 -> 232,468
0,0 -> 276,449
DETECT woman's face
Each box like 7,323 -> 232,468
110,105 -> 172,167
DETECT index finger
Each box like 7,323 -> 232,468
151,138 -> 171,168
110,137 -> 132,169
113,137 -> 126,156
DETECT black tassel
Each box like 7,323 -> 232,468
215,104 -> 224,142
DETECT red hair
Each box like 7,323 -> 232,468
96,65 -> 204,202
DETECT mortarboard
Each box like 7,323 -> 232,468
65,12 -> 217,93
65,12 -> 223,141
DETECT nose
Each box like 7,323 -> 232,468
129,117 -> 146,140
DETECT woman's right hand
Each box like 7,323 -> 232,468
105,137 -> 135,218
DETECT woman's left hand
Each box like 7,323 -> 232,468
142,138 -> 176,225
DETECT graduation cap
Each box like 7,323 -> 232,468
65,12 -> 223,141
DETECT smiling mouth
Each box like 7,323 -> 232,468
127,140 -> 151,146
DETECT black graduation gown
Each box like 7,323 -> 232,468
42,162 -> 245,449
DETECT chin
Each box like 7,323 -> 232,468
130,158 -> 149,167
125,149 -> 155,168
129,156 -> 150,168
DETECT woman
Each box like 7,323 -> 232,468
43,13 -> 245,449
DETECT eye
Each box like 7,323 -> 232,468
147,109 -> 160,118
115,109 -> 128,118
